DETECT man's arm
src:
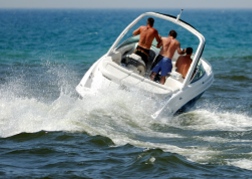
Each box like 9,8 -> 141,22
133,27 -> 141,36
156,35 -> 162,48
177,43 -> 186,54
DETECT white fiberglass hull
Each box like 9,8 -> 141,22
76,55 -> 213,116
76,11 -> 214,117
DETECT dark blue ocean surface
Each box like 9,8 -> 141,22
0,9 -> 252,178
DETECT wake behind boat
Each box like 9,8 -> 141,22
76,11 -> 214,118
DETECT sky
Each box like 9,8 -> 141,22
0,0 -> 252,9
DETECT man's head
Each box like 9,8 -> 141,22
186,47 -> 193,55
147,18 -> 154,27
169,30 -> 177,38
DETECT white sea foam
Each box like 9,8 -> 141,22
171,108 -> 252,132
1,69 -> 252,171
227,159 -> 252,170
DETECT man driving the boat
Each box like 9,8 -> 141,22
150,30 -> 185,84
133,17 -> 162,66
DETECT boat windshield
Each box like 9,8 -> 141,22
191,62 -> 205,83
116,36 -> 139,50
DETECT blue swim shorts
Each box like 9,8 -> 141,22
152,55 -> 172,76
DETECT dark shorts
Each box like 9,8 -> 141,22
135,45 -> 150,65
152,54 -> 172,76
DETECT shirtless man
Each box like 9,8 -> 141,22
133,18 -> 162,65
176,47 -> 193,79
150,30 -> 185,84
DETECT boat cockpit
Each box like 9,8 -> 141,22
105,35 -> 206,93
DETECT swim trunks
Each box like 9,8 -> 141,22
150,53 -> 162,70
152,54 -> 172,76
135,45 -> 150,65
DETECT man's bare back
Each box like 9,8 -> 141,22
134,26 -> 159,49
176,47 -> 193,78
176,56 -> 192,78
133,17 -> 161,50
159,36 -> 181,59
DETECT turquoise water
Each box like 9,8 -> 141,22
0,9 -> 252,178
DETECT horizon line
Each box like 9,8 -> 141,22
0,7 -> 251,10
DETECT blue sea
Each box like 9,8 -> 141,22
0,9 -> 252,178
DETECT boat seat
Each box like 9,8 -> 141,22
111,51 -> 122,64
164,76 -> 183,92
125,53 -> 146,76
101,58 -> 174,95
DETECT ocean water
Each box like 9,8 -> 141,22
0,9 -> 252,178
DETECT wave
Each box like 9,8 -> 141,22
1,58 -> 252,171
1,82 -> 252,168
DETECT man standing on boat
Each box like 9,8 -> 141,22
133,17 -> 162,66
150,30 -> 185,84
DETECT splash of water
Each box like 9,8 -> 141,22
1,59 -> 252,171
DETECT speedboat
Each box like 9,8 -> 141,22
76,10 -> 214,118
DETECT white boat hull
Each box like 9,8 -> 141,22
76,11 -> 214,117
